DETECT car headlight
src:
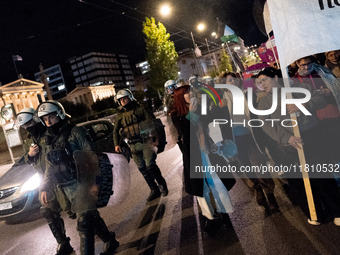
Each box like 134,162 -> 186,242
20,173 -> 42,193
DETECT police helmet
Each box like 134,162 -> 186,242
14,108 -> 38,130
175,79 -> 187,89
189,74 -> 200,87
36,100 -> 70,125
164,80 -> 177,95
116,89 -> 136,105
202,76 -> 214,86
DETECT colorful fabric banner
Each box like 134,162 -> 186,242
220,25 -> 239,43
267,0 -> 340,68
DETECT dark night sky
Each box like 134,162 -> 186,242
0,0 -> 266,84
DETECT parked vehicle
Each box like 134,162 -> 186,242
0,119 -> 130,220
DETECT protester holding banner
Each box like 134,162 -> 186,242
293,55 -> 340,163
257,67 -> 340,226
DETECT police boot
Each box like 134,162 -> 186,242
139,167 -> 161,201
267,193 -> 280,213
148,164 -> 168,196
56,237 -> 73,255
255,187 -> 266,207
147,189 -> 161,201
41,207 -> 74,255
77,213 -> 95,255
94,213 -> 119,255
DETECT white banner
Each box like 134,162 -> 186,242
267,0 -> 340,68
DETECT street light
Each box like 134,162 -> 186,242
197,23 -> 206,32
159,3 -> 171,17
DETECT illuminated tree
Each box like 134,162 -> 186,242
142,17 -> 178,94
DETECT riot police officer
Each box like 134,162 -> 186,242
15,108 -> 74,255
114,89 -> 168,201
37,100 -> 119,255
164,79 -> 177,114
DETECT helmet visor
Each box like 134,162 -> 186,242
14,116 -> 39,130
166,85 -> 175,94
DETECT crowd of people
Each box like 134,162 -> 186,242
12,49 -> 340,253
164,50 -> 340,233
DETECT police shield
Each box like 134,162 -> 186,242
104,152 -> 130,206
164,115 -> 178,151
72,150 -> 130,213
72,150 -> 101,213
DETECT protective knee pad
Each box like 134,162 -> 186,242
77,211 -> 96,233
40,206 -> 60,224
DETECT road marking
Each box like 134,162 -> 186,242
193,197 -> 204,255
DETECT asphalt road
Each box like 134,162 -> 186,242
1,115 -> 340,255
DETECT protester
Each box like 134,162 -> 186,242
164,79 -> 183,152
114,89 -> 168,201
15,108 -> 75,255
170,80 -> 193,197
188,76 -> 236,235
219,72 -> 279,213
294,55 -> 340,163
257,67 -> 340,226
37,100 -> 119,255
325,50 -> 340,78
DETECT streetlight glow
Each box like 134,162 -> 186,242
197,23 -> 206,31
211,32 -> 217,37
160,4 -> 171,17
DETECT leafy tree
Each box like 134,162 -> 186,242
91,96 -> 116,112
132,90 -> 147,103
59,100 -> 90,118
219,49 -> 233,74
142,17 -> 178,94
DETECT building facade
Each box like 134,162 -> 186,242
67,52 -> 135,90
34,64 -> 67,100
62,84 -> 116,110
0,78 -> 45,114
